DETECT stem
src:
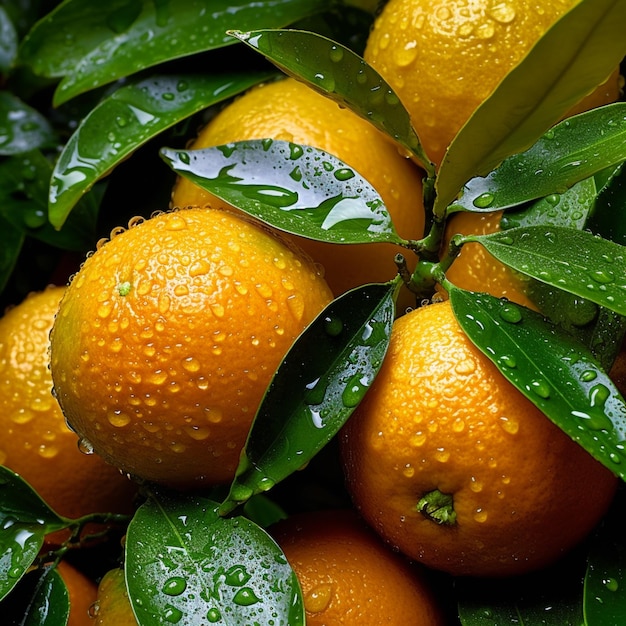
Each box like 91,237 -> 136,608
417,489 -> 457,526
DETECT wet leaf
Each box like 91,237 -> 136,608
1,151 -> 98,251
0,467 -> 68,601
161,141 -> 404,245
19,0 -> 334,106
584,492 -> 626,625
464,225 -> 626,317
458,556 -> 585,625
0,7 -> 18,73
230,28 -> 433,173
447,103 -> 626,215
48,72 -> 271,228
125,493 -> 304,626
436,0 -> 626,215
449,289 -> 626,482
220,282 -> 395,514
0,566 -> 70,626
0,92 -> 56,155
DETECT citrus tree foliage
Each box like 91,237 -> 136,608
2,0 -> 626,624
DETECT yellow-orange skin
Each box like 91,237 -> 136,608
364,0 -> 621,166
272,510 -> 446,625
50,207 -> 333,488
171,77 -> 425,306
0,287 -> 136,520
93,568 -> 138,626
341,300 -> 617,577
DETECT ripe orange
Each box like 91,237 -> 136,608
340,300 -> 617,577
0,287 -> 136,521
364,0 -> 622,166
50,206 -> 333,488
271,509 -> 446,625
56,560 -> 98,626
170,77 -> 425,303
91,568 -> 137,626
437,210 -> 538,310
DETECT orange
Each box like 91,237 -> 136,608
56,560 -> 98,626
170,77 -> 425,303
271,509 -> 446,625
0,286 -> 136,521
340,299 -> 617,577
49,206 -> 333,488
91,568 -> 138,626
364,0 -> 622,166
438,210 -> 538,310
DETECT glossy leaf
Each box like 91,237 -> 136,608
458,560 -> 584,625
436,0 -> 626,215
48,72 -> 271,228
220,282 -> 395,514
0,567 -> 70,626
463,225 -> 626,317
449,288 -> 626,481
0,467 -> 68,601
125,493 -> 304,626
230,28 -> 434,173
0,92 -> 56,155
584,494 -> 626,625
0,7 -> 18,73
447,103 -> 626,215
0,215 -> 25,294
1,151 -> 98,251
161,141 -> 404,245
19,0 -> 334,106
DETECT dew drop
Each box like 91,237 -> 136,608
107,410 -> 131,428
530,380 -> 551,399
305,584 -> 333,613
589,383 -> 610,409
342,373 -> 370,407
206,608 -> 222,622
604,577 -> 619,592
499,302 -> 522,324
225,564 -> 251,587
334,168 -> 355,181
232,587 -> 260,606
580,369 -> 598,383
163,604 -> 184,623
78,438 -> 94,455
473,509 -> 488,523
329,45 -> 344,62
162,576 -> 187,597
473,192 -> 495,209
324,314 -> 343,337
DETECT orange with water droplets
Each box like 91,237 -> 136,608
364,0 -> 622,166
341,299 -> 617,577
0,286 -> 136,521
92,568 -> 137,626
171,77 -> 425,305
271,509 -> 446,625
50,206 -> 333,488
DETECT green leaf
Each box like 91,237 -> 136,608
0,467 -> 68,601
161,141 -> 404,245
220,282 -> 395,514
230,28 -> 433,173
584,491 -> 626,625
447,104 -> 626,215
0,7 -> 18,73
1,151 -> 98,251
0,92 -> 56,155
125,493 -> 304,626
464,225 -> 626,317
0,214 -> 25,294
0,567 -> 70,626
436,0 -> 626,215
458,557 -> 585,625
19,0 -> 334,106
48,72 -> 271,228
449,289 -> 626,481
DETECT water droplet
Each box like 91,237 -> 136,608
107,410 -> 131,428
499,302 -> 522,324
473,192 -> 495,208
163,604 -> 184,623
162,576 -> 187,596
604,577 -> 619,592
529,380 -> 551,399
289,143 -> 303,160
324,315 -> 343,337
334,168 -> 355,181
329,45 -> 344,62
572,410 -> 613,432
225,565 -> 251,587
342,373 -> 370,407
206,607 -> 221,622
77,437 -> 94,455
590,269 -> 615,284
499,416 -> 519,435
498,355 -> 517,369
230,483 -> 254,503
489,3 -> 516,23
232,587 -> 260,606
589,383 -> 610,409
473,509 -> 489,523
305,584 -> 333,613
